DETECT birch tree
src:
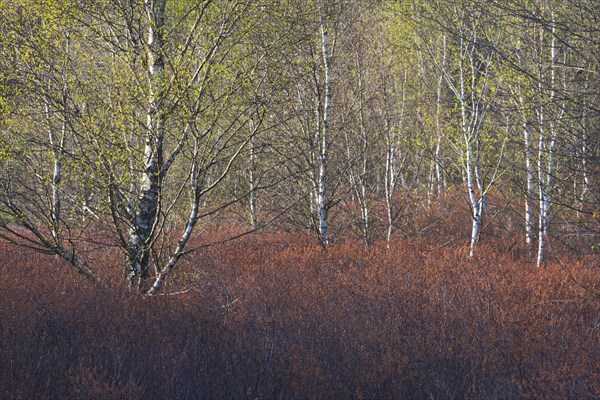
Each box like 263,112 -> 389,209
499,0 -> 586,265
420,0 -> 508,256
0,0 -> 274,292
530,7 -> 580,266
0,0 -> 98,278
269,0 -> 347,246
487,0 -> 600,261
314,0 -> 336,246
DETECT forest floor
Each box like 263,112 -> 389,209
1,224 -> 599,399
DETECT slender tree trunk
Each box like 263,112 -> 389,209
384,70 -> 407,243
384,119 -> 395,243
458,37 -> 482,258
520,95 -> 536,247
581,132 -> 589,202
317,3 -> 332,247
466,144 -> 482,258
45,35 -> 70,245
536,90 -> 547,266
126,0 -> 166,288
512,44 -> 536,253
359,145 -> 370,246
45,99 -> 65,245
434,35 -> 447,198
537,125 -> 558,266
524,123 -> 536,246
536,17 -> 559,267
249,126 -> 258,230
580,80 -> 590,204
148,139 -> 200,295
356,53 -> 371,246
311,102 -> 320,233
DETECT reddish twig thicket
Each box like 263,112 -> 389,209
1,229 -> 598,399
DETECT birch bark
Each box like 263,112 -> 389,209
432,21 -> 497,257
126,0 -> 166,288
434,38 -> 446,198
317,1 -> 333,247
383,71 -> 407,243
518,82 -> 536,247
536,17 -> 561,267
249,128 -> 258,230
384,117 -> 396,243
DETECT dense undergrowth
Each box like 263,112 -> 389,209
1,227 -> 599,399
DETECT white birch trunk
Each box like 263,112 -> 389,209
518,86 -> 536,247
44,35 -> 70,246
355,53 -> 371,246
311,102 -> 320,232
44,35 -> 70,248
317,3 -> 332,247
45,100 -> 65,245
434,35 -> 447,198
581,132 -> 589,202
536,17 -> 560,267
148,125 -> 249,293
383,70 -> 408,243
537,128 -> 558,267
458,37 -> 482,257
465,142 -> 482,258
126,0 -> 166,288
580,80 -> 590,204
524,121 -> 536,246
384,118 -> 396,243
249,125 -> 258,230
455,33 -> 491,258
359,147 -> 370,246
147,140 -> 200,295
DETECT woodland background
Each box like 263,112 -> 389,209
0,0 -> 598,398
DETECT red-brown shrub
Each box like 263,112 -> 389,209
1,231 -> 598,399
